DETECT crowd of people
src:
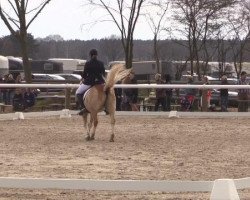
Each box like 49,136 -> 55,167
114,71 -> 249,112
0,73 -> 37,112
114,72 -> 174,112
1,48 -> 249,114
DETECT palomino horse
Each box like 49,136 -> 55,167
82,64 -> 131,142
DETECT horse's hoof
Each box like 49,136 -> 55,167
85,135 -> 91,141
90,136 -> 95,140
109,135 -> 114,142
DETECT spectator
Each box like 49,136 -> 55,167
185,76 -> 197,96
0,75 -> 3,103
154,73 -> 167,111
181,76 -> 197,111
238,71 -> 249,112
1,74 -> 9,104
6,74 -> 15,105
122,71 -> 139,111
12,89 -> 24,111
220,75 -> 229,112
114,81 -> 122,111
165,74 -> 173,111
200,76 -> 212,110
23,88 -> 36,111
15,74 -> 23,83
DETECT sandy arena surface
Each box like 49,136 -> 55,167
0,115 -> 250,199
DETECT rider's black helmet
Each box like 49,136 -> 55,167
89,49 -> 98,57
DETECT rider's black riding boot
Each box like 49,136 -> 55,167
76,94 -> 87,115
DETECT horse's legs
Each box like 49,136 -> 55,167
90,113 -> 98,140
82,113 -> 91,141
109,112 -> 115,142
85,115 -> 94,140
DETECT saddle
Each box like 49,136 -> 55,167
81,84 -> 109,115
83,84 -> 105,101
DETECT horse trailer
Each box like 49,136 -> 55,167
48,58 -> 87,73
8,56 -> 24,79
30,60 -> 63,74
109,60 -> 175,82
0,55 -> 9,77
8,58 -> 64,78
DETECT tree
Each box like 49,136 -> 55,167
0,0 -> 51,83
172,0 -> 238,78
145,0 -> 169,73
0,33 -> 38,58
227,0 -> 250,78
87,0 -> 146,68
100,35 -> 123,63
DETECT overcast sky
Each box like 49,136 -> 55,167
0,0 -> 157,41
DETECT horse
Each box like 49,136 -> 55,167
82,64 -> 131,142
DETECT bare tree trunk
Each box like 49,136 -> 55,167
19,6 -> 32,83
0,0 -> 51,83
20,33 -> 32,83
88,0 -> 144,69
153,35 -> 160,73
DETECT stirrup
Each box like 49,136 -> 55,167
78,108 -> 88,116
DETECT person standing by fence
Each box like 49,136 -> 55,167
114,81 -> 122,111
220,75 -> 229,112
200,76 -> 212,111
165,74 -> 173,111
181,76 -> 198,111
122,71 -> 139,111
6,74 -> 15,105
154,73 -> 167,111
237,71 -> 249,112
0,75 -> 3,103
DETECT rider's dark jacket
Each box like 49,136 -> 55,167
82,57 -> 105,86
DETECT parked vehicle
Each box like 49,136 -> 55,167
55,73 -> 82,82
32,73 -> 65,81
210,89 -> 238,107
32,73 -> 65,92
172,88 -> 238,107
73,69 -> 110,78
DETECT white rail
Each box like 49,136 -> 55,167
0,177 -> 249,199
0,83 -> 250,89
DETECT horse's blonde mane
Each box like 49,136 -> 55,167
104,64 -> 132,91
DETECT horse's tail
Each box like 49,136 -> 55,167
104,64 -> 132,91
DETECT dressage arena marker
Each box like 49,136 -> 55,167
168,110 -> 179,118
210,179 -> 240,200
59,109 -> 72,118
13,112 -> 25,120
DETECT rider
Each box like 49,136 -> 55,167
76,49 -> 106,115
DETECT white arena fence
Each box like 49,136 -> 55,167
0,83 -> 250,89
0,177 -> 249,200
0,83 -> 250,199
